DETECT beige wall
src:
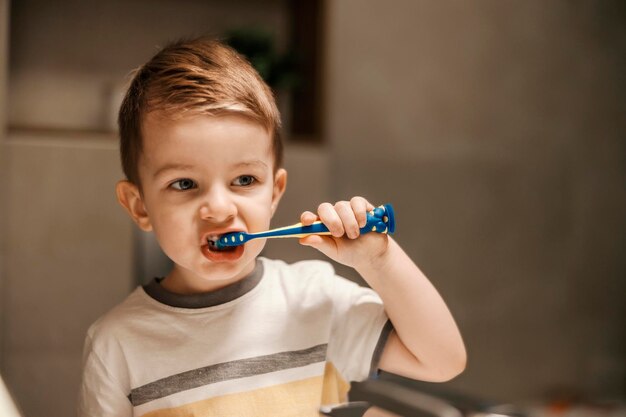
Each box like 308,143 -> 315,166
9,0 -> 289,132
0,0 -> 10,372
325,0 -> 626,403
1,134 -> 134,417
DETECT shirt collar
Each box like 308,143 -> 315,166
142,259 -> 263,308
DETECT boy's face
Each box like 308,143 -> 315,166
117,113 -> 286,293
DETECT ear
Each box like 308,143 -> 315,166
271,168 -> 287,216
115,180 -> 153,231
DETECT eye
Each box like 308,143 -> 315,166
170,178 -> 197,191
232,175 -> 256,186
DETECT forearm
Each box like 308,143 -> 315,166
298,198 -> 466,379
355,237 -> 466,379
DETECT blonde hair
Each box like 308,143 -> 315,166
118,37 -> 283,186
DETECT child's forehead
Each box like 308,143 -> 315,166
140,112 -> 274,166
143,112 -> 271,144
143,110 -> 267,131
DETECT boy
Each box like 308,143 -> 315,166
78,38 -> 466,417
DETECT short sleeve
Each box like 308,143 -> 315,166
78,331 -> 133,417
326,274 -> 392,383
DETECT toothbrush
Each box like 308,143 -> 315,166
216,204 -> 395,249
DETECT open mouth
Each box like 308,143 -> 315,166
201,234 -> 244,262
207,235 -> 237,252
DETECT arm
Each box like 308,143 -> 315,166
299,198 -> 466,382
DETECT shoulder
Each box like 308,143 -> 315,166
85,287 -> 151,348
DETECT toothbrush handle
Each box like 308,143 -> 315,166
258,204 -> 394,238
219,204 -> 395,247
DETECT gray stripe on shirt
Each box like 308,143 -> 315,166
128,343 -> 328,407
369,319 -> 394,377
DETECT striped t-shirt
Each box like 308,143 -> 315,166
78,257 -> 391,417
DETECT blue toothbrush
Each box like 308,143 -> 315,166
216,204 -> 396,249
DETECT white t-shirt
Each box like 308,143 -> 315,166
78,257 -> 391,417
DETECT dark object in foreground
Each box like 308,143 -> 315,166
320,376 -> 525,417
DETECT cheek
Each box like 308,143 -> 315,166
149,204 -> 195,242
247,201 -> 274,230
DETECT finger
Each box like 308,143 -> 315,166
300,211 -> 318,225
335,201 -> 360,239
299,235 -> 338,259
318,202 -> 344,237
350,196 -> 370,228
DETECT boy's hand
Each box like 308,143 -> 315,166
299,197 -> 390,270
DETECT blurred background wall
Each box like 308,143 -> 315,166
323,0 -> 626,406
0,1 -> 624,416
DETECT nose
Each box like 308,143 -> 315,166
198,185 -> 237,223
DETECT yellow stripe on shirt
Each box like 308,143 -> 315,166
140,362 -> 350,417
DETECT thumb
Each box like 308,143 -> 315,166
299,235 -> 338,259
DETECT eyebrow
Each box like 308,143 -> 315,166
153,163 -> 195,179
153,160 -> 269,179
231,160 -> 269,170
